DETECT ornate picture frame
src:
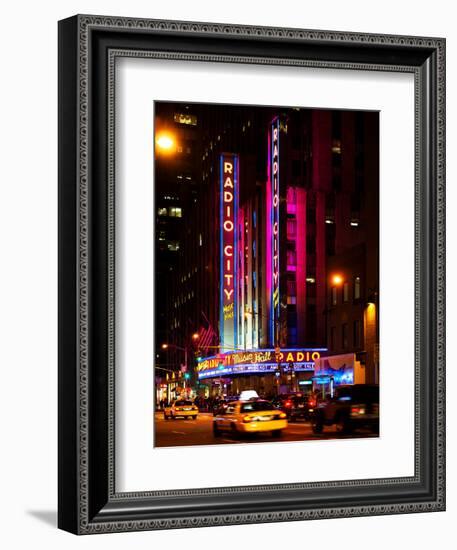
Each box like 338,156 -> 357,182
58,14 -> 445,534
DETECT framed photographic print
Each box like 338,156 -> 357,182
58,15 -> 446,534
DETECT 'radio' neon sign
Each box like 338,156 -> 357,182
220,154 -> 239,350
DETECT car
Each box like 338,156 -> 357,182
273,393 -> 316,421
310,384 -> 379,434
212,396 -> 239,416
213,399 -> 288,437
164,399 -> 198,420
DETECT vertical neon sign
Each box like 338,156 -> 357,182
220,154 -> 239,352
270,118 -> 280,345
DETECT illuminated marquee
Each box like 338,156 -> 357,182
220,154 -> 239,351
270,118 -> 280,344
197,348 -> 327,379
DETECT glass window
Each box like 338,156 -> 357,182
287,249 -> 296,266
167,241 -> 180,251
343,282 -> 349,302
287,219 -> 296,239
169,207 -> 182,217
287,278 -> 296,295
241,401 -> 275,412
157,207 -> 168,216
331,286 -> 337,306
354,276 -> 361,299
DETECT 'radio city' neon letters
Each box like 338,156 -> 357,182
220,154 -> 239,350
270,118 -> 281,344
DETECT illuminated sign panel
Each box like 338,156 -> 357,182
197,348 -> 326,379
220,154 -> 239,351
269,118 -> 281,344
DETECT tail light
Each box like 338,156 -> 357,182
284,400 -> 292,407
279,412 -> 287,419
351,405 -> 366,415
308,398 -> 316,407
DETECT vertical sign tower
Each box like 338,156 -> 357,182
270,118 -> 281,346
219,154 -> 239,352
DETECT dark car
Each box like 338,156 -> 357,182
212,396 -> 238,416
310,384 -> 379,434
273,393 -> 317,421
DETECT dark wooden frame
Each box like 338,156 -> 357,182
58,14 -> 446,534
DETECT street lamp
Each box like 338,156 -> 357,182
155,132 -> 176,154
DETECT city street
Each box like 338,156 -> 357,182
154,412 -> 378,447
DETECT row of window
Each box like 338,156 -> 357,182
158,206 -> 182,218
330,319 -> 362,351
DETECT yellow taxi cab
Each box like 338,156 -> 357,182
213,398 -> 287,437
164,399 -> 198,420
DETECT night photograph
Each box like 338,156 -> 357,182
154,101 -> 379,447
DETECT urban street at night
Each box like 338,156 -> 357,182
154,101 -> 379,447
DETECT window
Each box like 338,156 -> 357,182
157,207 -> 167,216
167,241 -> 180,251
342,323 -> 348,349
286,249 -> 296,266
169,207 -> 182,217
287,278 -> 297,296
331,286 -> 337,306
343,282 -> 349,302
287,219 -> 296,239
354,276 -> 361,300
353,320 -> 361,348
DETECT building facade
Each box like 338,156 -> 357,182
155,103 -> 379,400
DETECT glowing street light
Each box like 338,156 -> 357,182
156,133 -> 175,152
331,274 -> 344,286
192,333 -> 199,341
161,343 -> 169,350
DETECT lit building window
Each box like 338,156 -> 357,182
354,276 -> 361,299
287,296 -> 297,305
343,282 -> 349,302
169,207 -> 182,217
331,139 -> 342,154
199,233 -> 202,246
173,113 -> 197,126
306,277 -> 316,284
167,241 -> 180,251
157,207 -> 167,216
